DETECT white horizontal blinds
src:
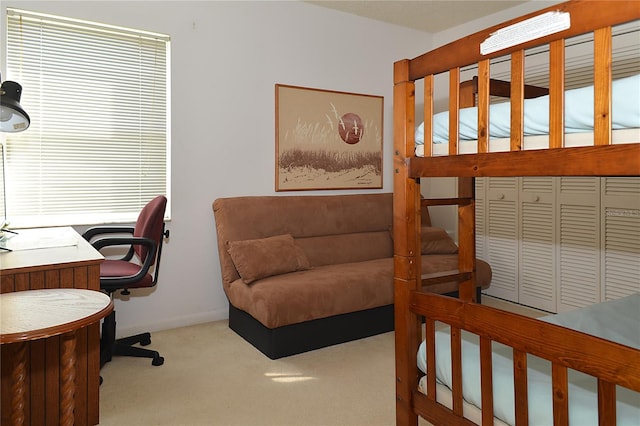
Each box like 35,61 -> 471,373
601,178 -> 640,301
5,9 -> 169,226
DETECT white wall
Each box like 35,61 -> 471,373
1,0 -> 433,337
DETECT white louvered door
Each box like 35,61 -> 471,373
556,177 -> 601,312
478,176 -> 639,312
482,177 -> 519,301
518,177 -> 556,312
601,177 -> 640,301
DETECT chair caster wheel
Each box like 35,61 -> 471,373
140,336 -> 152,346
152,355 -> 164,366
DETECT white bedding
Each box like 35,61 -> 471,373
415,74 -> 640,156
417,293 -> 640,426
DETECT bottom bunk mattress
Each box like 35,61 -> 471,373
417,293 -> 640,425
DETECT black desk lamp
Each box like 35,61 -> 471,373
0,74 -> 29,251
0,74 -> 30,133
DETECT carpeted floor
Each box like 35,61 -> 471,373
98,297 -> 543,425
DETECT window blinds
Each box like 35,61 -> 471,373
5,8 -> 170,227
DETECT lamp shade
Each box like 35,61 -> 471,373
0,80 -> 30,133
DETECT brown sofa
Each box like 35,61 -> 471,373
212,193 -> 491,359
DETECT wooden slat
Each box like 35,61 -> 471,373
510,50 -> 525,151
466,76 -> 548,103
413,392 -> 477,426
450,327 -> 464,416
423,75 -> 434,157
449,68 -> 460,156
425,319 -> 437,400
421,270 -> 471,286
598,380 -> 616,425
421,197 -> 472,206
479,337 -> 494,426
513,350 -> 528,426
594,26 -> 612,146
549,39 -> 565,149
409,144 -> 640,178
477,59 -> 490,154
552,364 -> 569,426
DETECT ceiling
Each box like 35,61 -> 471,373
306,1 -> 527,33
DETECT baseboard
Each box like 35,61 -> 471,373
228,303 -> 395,360
115,307 -> 229,338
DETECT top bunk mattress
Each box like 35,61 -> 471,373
415,73 -> 640,156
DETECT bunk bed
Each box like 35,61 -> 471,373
392,1 -> 640,425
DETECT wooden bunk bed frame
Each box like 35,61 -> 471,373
392,1 -> 640,425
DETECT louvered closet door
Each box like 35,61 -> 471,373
557,177 -> 600,312
518,177 -> 556,312
482,177 -> 518,302
601,177 -> 640,301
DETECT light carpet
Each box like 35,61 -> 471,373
98,297 -> 542,425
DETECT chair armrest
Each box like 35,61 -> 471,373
95,236 -> 158,287
82,226 -> 135,242
83,226 -> 137,261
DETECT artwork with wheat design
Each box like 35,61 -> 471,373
276,84 -> 383,191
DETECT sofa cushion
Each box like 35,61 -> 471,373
421,227 -> 458,255
227,234 -> 310,284
226,257 -> 395,329
295,231 -> 393,267
225,254 -> 492,329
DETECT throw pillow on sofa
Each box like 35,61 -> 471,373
227,234 -> 310,284
421,227 -> 458,254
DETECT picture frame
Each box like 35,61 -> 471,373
275,84 -> 383,191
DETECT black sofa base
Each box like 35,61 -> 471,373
228,288 -> 481,360
228,303 -> 395,359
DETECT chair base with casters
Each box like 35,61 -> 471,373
100,309 -> 164,367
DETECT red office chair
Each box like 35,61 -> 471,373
83,195 -> 169,367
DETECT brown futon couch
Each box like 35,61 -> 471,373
212,193 -> 491,359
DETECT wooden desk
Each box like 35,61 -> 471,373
0,228 -> 105,425
1,289 -> 113,426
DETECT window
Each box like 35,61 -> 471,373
5,8 -> 170,227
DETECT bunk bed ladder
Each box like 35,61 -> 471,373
420,194 -> 478,302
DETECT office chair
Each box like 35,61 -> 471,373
83,195 -> 169,367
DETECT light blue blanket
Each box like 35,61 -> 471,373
417,294 -> 640,425
415,74 -> 640,145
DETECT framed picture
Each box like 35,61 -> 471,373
275,84 -> 383,191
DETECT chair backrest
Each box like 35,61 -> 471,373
133,195 -> 167,265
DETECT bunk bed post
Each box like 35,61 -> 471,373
393,59 -> 421,426
457,176 -> 476,302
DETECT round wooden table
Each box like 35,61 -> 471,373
0,288 -> 113,426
